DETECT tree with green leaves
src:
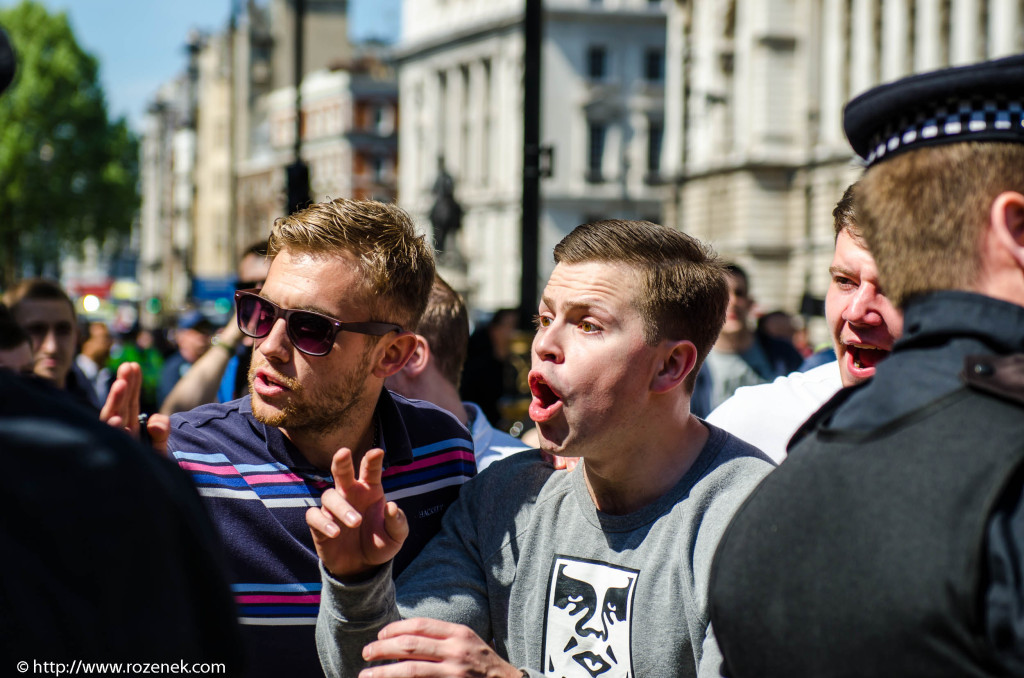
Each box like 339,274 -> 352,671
0,0 -> 139,289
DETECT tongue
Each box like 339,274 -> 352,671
854,347 -> 887,368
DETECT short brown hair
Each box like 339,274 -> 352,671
268,198 -> 435,330
858,142 -> 1024,307
553,219 -> 729,391
416,275 -> 469,389
3,278 -> 75,319
833,182 -> 864,244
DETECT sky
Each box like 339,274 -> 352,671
0,0 -> 401,131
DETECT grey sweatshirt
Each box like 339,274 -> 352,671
316,424 -> 774,678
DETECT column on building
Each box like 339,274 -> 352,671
990,0 -> 1021,57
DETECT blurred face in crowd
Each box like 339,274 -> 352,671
0,340 -> 34,375
238,252 -> 271,291
177,327 -> 213,363
722,272 -> 753,335
14,298 -> 76,388
826,229 -> 903,387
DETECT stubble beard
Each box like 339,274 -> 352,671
248,348 -> 375,436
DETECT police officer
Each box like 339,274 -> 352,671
708,54 -> 1024,677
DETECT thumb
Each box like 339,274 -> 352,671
381,501 -> 409,547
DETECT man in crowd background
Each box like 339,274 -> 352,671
4,278 -> 98,408
698,264 -> 804,411
707,182 -> 902,462
385,274 -> 530,471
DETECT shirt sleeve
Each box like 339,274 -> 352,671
314,472 -> 495,678
316,563 -> 401,678
985,467 -> 1024,674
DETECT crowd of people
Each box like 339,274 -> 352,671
2,53 -> 1024,678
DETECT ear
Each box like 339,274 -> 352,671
401,335 -> 431,377
650,339 -> 699,394
990,190 -> 1024,269
371,331 -> 424,379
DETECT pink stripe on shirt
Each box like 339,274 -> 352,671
235,594 -> 322,604
244,472 -> 304,485
178,461 -> 238,476
382,449 -> 474,477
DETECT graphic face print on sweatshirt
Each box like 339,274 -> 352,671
543,556 -> 638,678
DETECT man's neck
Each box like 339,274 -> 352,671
714,327 -> 754,354
580,413 -> 710,515
282,413 -> 378,472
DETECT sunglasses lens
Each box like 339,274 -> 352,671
288,312 -> 334,355
238,295 -> 275,338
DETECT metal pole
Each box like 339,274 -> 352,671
286,0 -> 310,214
520,0 -> 542,330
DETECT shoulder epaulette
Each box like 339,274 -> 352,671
962,354 -> 1024,407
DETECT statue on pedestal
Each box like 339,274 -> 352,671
429,156 -> 463,257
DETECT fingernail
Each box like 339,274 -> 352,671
345,511 -> 360,526
325,522 -> 339,537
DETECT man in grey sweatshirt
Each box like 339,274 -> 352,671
306,219 -> 775,678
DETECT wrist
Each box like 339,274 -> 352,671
211,335 -> 236,353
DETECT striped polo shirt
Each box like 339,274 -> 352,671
168,390 -> 475,677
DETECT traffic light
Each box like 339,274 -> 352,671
286,160 -> 311,215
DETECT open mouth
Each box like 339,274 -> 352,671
254,368 -> 296,396
528,371 -> 563,423
848,343 -> 889,370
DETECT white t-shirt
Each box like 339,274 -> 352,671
706,361 -> 843,463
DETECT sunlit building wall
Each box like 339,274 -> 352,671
398,0 -> 669,312
664,0 -> 1024,333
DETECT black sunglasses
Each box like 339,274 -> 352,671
234,289 -> 402,357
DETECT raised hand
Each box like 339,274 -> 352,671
306,447 -> 409,578
358,619 -> 521,678
100,361 -> 141,432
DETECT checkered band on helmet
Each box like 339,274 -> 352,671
864,97 -> 1024,165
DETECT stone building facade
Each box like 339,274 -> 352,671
664,0 -> 1024,334
397,0 -> 669,311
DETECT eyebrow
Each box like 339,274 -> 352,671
259,291 -> 342,320
829,265 -> 857,278
541,296 -> 609,316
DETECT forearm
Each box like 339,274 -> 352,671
159,344 -> 234,415
317,562 -> 402,678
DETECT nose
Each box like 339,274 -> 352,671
256,317 -> 293,362
38,327 -> 59,355
574,608 -> 609,641
844,283 -> 883,326
532,322 -> 563,365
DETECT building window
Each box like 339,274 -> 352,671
644,48 -> 664,82
587,122 -> 605,182
647,120 -> 663,175
587,46 -> 607,80
371,156 -> 386,183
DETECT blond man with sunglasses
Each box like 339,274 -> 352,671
166,199 -> 476,678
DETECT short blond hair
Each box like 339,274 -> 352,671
858,142 -> 1024,307
269,199 -> 435,329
